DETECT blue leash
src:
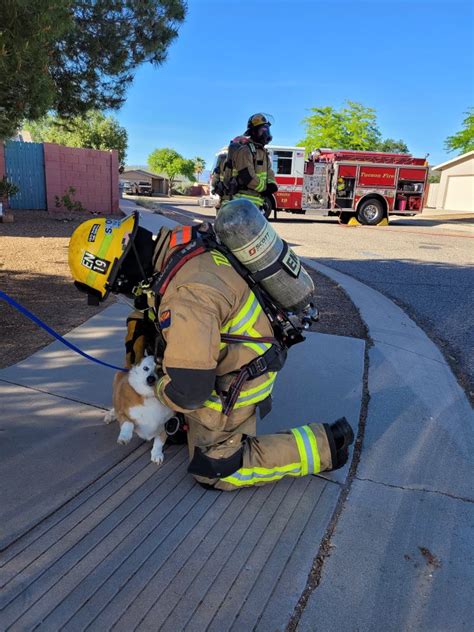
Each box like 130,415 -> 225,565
0,289 -> 128,372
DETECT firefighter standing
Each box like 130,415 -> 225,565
210,152 -> 227,199
68,207 -> 354,491
337,176 -> 347,197
218,113 -> 278,215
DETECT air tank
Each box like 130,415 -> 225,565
214,199 -> 315,313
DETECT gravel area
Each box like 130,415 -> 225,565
305,267 -> 368,340
0,210 -> 116,369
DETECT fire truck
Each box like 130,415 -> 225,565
267,146 -> 429,224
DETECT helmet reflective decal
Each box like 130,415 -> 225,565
104,218 -> 122,234
81,252 -> 111,274
87,224 -> 100,242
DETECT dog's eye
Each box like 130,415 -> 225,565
143,366 -> 149,372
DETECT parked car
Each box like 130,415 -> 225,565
132,181 -> 153,196
122,180 -> 133,195
122,180 -> 152,196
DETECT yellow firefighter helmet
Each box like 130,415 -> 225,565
68,212 -> 138,302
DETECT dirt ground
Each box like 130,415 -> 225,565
0,210 -> 118,369
305,268 -> 367,340
0,209 -> 367,371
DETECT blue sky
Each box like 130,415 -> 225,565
117,0 -> 474,171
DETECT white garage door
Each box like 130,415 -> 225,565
444,175 -> 474,212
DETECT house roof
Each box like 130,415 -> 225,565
124,164 -> 152,173
122,168 -> 164,180
123,166 -> 193,184
432,151 -> 474,172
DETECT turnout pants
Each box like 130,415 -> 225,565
185,405 -> 333,491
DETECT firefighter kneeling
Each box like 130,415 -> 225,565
68,203 -> 354,491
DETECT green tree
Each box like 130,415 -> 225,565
0,1 -> 72,139
193,157 -> 206,182
444,108 -> 474,155
376,138 -> 409,153
26,111 -> 128,167
148,148 -> 196,195
298,101 -> 381,152
0,0 -> 187,140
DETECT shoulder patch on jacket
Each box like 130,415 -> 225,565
159,309 -> 171,329
210,249 -> 231,267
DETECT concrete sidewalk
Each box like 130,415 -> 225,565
0,201 -> 471,630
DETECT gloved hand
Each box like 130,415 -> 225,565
264,182 -> 278,195
165,413 -> 188,445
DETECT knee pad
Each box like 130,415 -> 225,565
188,445 -> 243,479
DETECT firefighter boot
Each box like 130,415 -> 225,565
324,417 -> 354,470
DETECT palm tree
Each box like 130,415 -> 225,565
193,157 -> 206,182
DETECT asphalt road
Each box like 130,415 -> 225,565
135,196 -> 474,400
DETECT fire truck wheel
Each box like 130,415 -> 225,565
357,198 -> 385,225
261,196 -> 273,220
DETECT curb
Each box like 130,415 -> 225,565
304,258 -> 473,495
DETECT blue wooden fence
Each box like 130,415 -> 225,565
4,141 -> 46,210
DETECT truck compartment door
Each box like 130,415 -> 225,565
302,164 -> 329,210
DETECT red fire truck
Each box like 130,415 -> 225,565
267,146 -> 429,224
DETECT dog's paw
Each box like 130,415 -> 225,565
104,409 -> 116,424
117,436 -> 131,446
151,450 -> 164,467
117,421 -> 134,445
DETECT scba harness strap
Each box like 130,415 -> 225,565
218,343 -> 287,417
151,225 -> 301,415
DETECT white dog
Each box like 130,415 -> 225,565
104,355 -> 175,466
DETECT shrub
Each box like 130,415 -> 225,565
0,176 -> 19,199
55,186 -> 85,212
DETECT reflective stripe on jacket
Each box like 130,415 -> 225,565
204,288 -> 277,411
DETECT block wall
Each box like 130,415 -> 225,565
43,144 -> 119,214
